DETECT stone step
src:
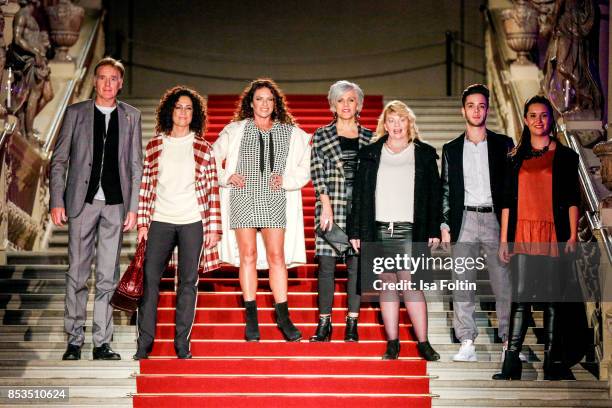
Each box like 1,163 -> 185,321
429,361 -> 597,381
432,398 -> 612,407
0,378 -> 135,398
0,340 -> 547,360
0,291 -> 539,310
0,359 -> 137,378
0,325 -> 539,345
430,380 -> 609,400
6,397 -> 132,408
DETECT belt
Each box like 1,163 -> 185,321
375,221 -> 412,238
464,205 -> 494,213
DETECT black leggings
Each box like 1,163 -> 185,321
317,255 -> 360,315
508,254 -> 559,353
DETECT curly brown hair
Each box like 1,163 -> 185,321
155,86 -> 207,136
233,78 -> 295,125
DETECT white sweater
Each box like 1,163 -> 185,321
152,132 -> 201,225
375,143 -> 415,222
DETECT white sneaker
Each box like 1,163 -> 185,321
501,342 -> 528,362
453,339 -> 477,362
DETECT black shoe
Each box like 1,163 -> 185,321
133,349 -> 149,360
274,302 -> 302,342
92,343 -> 121,360
417,341 -> 440,361
544,366 -> 576,381
176,350 -> 192,359
543,351 -> 575,380
310,315 -> 332,342
493,350 -> 522,380
382,339 -> 400,360
244,300 -> 261,342
62,344 -> 81,361
344,316 -> 359,342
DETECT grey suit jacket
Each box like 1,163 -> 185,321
49,99 -> 143,218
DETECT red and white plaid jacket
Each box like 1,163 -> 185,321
138,134 -> 222,272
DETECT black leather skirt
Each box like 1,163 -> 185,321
375,221 -> 413,242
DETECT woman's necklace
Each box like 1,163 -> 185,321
385,140 -> 410,154
528,137 -> 552,159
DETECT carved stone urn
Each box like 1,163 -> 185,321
45,0 -> 85,62
594,141 -> 612,190
501,0 -> 539,65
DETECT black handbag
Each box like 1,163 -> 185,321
315,222 -> 351,255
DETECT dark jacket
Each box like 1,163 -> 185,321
441,129 -> 514,242
348,136 -> 441,242
502,143 -> 580,243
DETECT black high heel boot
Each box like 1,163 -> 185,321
310,315 -> 332,342
542,303 -> 575,380
344,316 -> 359,342
274,302 -> 302,342
493,350 -> 522,380
382,339 -> 400,360
417,341 -> 440,361
244,300 -> 260,342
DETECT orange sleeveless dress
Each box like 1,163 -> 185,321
513,149 -> 559,257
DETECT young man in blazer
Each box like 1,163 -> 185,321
50,57 -> 143,360
441,84 -> 514,362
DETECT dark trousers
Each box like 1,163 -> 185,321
317,255 -> 360,315
508,254 -> 559,356
137,220 -> 203,353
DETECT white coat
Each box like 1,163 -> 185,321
212,119 -> 312,269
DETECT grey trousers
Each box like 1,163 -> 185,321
137,221 -> 203,354
452,210 -> 511,342
65,200 -> 124,347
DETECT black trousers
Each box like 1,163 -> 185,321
317,255 -> 360,315
137,220 -> 203,353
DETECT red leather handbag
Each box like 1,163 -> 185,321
110,239 -> 146,312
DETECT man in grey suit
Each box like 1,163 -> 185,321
49,57 -> 142,360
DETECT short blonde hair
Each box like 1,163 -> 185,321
374,100 -> 420,142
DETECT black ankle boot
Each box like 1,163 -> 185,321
310,315 -> 332,342
344,316 -> 359,342
493,350 -> 522,380
244,300 -> 260,342
274,302 -> 302,342
382,339 -> 400,360
543,350 -> 575,380
417,341 -> 440,361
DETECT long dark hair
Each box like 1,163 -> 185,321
510,95 -> 558,163
233,78 -> 295,125
155,86 -> 207,137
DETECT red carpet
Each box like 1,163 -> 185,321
133,94 -> 433,407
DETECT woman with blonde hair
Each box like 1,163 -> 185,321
348,100 -> 441,360
213,79 -> 311,342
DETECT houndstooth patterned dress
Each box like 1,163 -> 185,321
230,119 -> 292,229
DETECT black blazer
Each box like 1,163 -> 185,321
348,136 -> 441,243
502,143 -> 581,243
441,129 -> 514,242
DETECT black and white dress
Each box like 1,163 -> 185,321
230,119 -> 292,229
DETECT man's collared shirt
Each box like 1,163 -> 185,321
463,136 -> 493,207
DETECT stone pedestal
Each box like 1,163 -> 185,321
1,2 -> 19,46
49,60 -> 77,79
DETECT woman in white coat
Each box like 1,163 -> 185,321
213,78 -> 311,342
